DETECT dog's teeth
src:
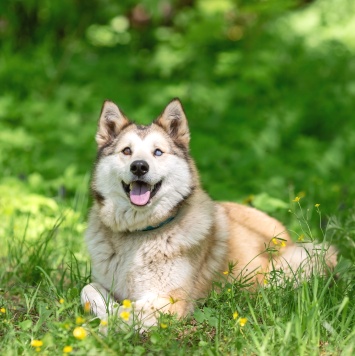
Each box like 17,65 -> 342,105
129,183 -> 133,190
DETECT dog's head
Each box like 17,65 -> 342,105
92,99 -> 197,232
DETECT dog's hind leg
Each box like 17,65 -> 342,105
270,242 -> 337,282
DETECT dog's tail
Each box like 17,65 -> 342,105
270,241 -> 337,281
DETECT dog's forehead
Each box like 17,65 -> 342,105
120,126 -> 169,147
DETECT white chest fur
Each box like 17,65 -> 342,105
85,224 -> 194,302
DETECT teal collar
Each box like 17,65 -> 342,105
139,215 -> 176,232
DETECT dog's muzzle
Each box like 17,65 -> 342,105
122,180 -> 162,206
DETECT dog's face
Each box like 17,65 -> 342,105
92,99 -> 196,231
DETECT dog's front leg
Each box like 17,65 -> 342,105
81,282 -> 117,333
122,294 -> 191,331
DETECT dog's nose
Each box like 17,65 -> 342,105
130,160 -> 149,177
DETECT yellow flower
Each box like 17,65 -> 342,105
233,312 -> 238,320
272,238 -> 279,245
223,271 -> 229,275
120,311 -> 130,322
315,203 -> 320,208
63,345 -> 73,353
160,323 -> 168,329
122,299 -> 132,308
84,301 -> 91,313
59,298 -> 65,304
263,278 -> 268,285
298,234 -> 305,242
100,319 -> 108,326
227,288 -> 231,293
76,316 -> 85,325
73,326 -> 87,340
280,241 -> 286,247
293,197 -> 301,202
239,318 -> 248,327
31,340 -> 43,348
243,195 -> 254,204
169,296 -> 178,304
0,308 -> 5,313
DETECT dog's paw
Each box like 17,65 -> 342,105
112,300 -> 156,332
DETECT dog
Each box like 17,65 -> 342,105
81,99 -> 337,330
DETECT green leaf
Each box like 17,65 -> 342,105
134,346 -> 146,355
207,316 -> 218,328
193,309 -> 206,323
19,320 -> 32,330
150,332 -> 160,345
252,193 -> 289,213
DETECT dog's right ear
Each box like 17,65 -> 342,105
96,100 -> 130,148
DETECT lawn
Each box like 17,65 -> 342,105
0,0 -> 354,354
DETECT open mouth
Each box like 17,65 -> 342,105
122,180 -> 162,206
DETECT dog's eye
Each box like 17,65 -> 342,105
154,149 -> 163,157
122,147 -> 132,155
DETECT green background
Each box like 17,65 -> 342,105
1,0 -> 355,263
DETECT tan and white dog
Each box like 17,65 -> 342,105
81,99 -> 337,330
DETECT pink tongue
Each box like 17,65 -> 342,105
130,182 -> 151,206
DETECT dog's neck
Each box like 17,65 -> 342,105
136,215 -> 176,232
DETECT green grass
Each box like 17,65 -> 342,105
0,192 -> 354,355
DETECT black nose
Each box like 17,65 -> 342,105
130,160 -> 149,177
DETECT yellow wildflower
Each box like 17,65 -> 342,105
280,241 -> 286,247
84,301 -> 91,313
73,326 -> 87,340
31,340 -> 43,348
59,298 -> 65,304
120,311 -> 130,322
293,197 -> 301,202
223,271 -> 229,275
160,323 -> 168,329
122,299 -> 132,308
233,312 -> 238,320
76,316 -> 85,325
227,288 -> 231,293
169,296 -> 178,304
63,345 -> 73,354
0,308 -> 5,313
298,234 -> 305,242
243,195 -> 254,204
100,319 -> 108,326
239,318 -> 248,327
315,204 -> 320,208
263,278 -> 268,285
272,238 -> 279,245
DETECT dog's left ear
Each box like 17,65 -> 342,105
155,99 -> 190,147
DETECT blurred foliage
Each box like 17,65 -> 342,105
0,0 -> 355,257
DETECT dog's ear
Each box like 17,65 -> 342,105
155,99 -> 190,147
96,100 -> 130,148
